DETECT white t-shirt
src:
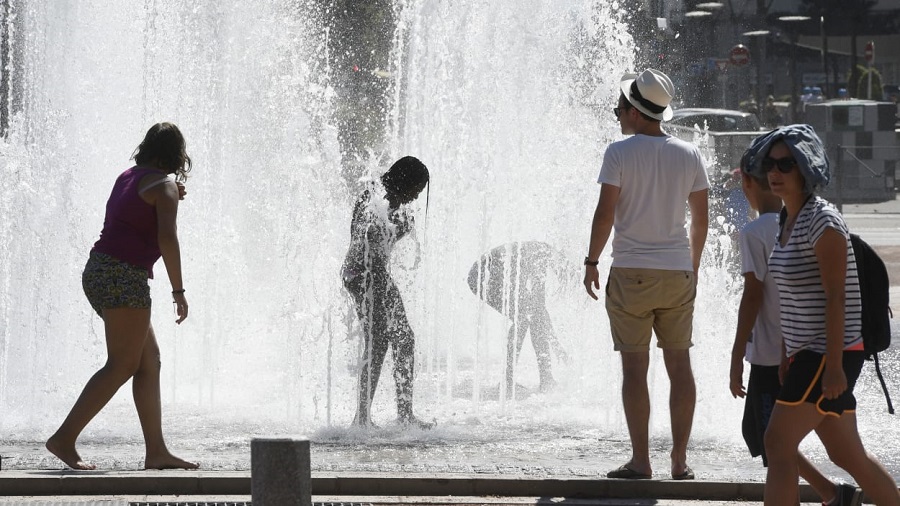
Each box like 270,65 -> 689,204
739,213 -> 783,366
597,134 -> 709,271
768,196 -> 863,356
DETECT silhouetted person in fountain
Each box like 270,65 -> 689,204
467,241 -> 570,395
342,156 -> 433,429
46,123 -> 198,470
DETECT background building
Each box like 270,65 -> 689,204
624,0 -> 900,117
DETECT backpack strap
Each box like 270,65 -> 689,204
872,353 -> 895,415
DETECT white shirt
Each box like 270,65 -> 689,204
739,213 -> 783,366
598,134 -> 709,271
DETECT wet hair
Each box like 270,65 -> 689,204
132,122 -> 192,181
381,156 -> 429,199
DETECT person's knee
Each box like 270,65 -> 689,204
102,357 -> 142,381
620,359 -> 650,389
824,446 -> 854,471
663,350 -> 694,380
763,424 -> 796,462
763,430 -> 781,461
136,352 -> 162,375
822,440 -> 870,472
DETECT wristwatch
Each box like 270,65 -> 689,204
584,256 -> 599,266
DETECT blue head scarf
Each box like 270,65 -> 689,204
742,124 -> 830,194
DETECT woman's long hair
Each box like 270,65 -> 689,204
132,122 -> 192,181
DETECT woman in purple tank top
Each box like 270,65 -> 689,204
46,123 -> 198,470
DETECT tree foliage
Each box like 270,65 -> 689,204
848,64 -> 883,100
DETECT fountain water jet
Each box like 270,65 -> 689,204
0,0 -> 743,447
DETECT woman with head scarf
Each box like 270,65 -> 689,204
744,125 -> 900,505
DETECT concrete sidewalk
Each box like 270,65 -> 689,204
0,498 -> 838,505
0,470 -> 831,504
0,499 -> 841,506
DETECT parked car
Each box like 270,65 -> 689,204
883,84 -> 899,103
669,108 -> 763,132
666,109 -> 765,219
666,108 -> 763,181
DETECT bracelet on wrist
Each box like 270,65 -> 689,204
584,257 -> 599,266
172,289 -> 185,294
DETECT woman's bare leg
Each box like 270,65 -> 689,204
133,324 -> 197,469
798,453 -> 837,504
763,402 -> 822,506
46,307 -> 151,470
816,412 -> 900,505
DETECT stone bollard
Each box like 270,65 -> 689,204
251,437 -> 312,506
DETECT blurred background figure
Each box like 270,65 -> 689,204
762,96 -> 783,129
467,241 -> 571,395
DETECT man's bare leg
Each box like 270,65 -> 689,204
618,351 -> 652,475
663,348 -> 695,477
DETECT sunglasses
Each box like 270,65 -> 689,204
761,156 -> 798,173
613,106 -> 631,119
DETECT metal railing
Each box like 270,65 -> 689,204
828,144 -> 898,211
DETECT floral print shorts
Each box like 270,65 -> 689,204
82,251 -> 151,317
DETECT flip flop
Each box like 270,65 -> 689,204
672,466 -> 695,480
607,464 -> 652,480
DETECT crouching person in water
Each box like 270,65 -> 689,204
342,156 -> 433,429
467,241 -> 569,395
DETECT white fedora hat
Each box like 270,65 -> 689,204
619,68 -> 675,121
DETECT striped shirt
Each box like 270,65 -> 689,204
768,196 -> 862,356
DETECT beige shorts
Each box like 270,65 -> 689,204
605,267 -> 696,352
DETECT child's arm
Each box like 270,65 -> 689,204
730,272 -> 765,398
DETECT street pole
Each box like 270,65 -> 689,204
756,43 -> 764,108
866,41 -> 875,99
777,16 -> 812,121
791,35 -> 799,122
820,16 -> 829,97
868,62 -> 873,99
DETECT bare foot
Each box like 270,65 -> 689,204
144,452 -> 199,470
45,436 -> 96,470
351,413 -> 379,428
399,415 -> 436,430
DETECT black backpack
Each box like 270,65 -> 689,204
850,233 -> 895,414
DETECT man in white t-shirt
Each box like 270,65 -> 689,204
584,68 -> 709,481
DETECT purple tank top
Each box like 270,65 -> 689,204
91,166 -> 167,278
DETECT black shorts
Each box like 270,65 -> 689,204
742,364 -> 780,466
776,349 -> 866,416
